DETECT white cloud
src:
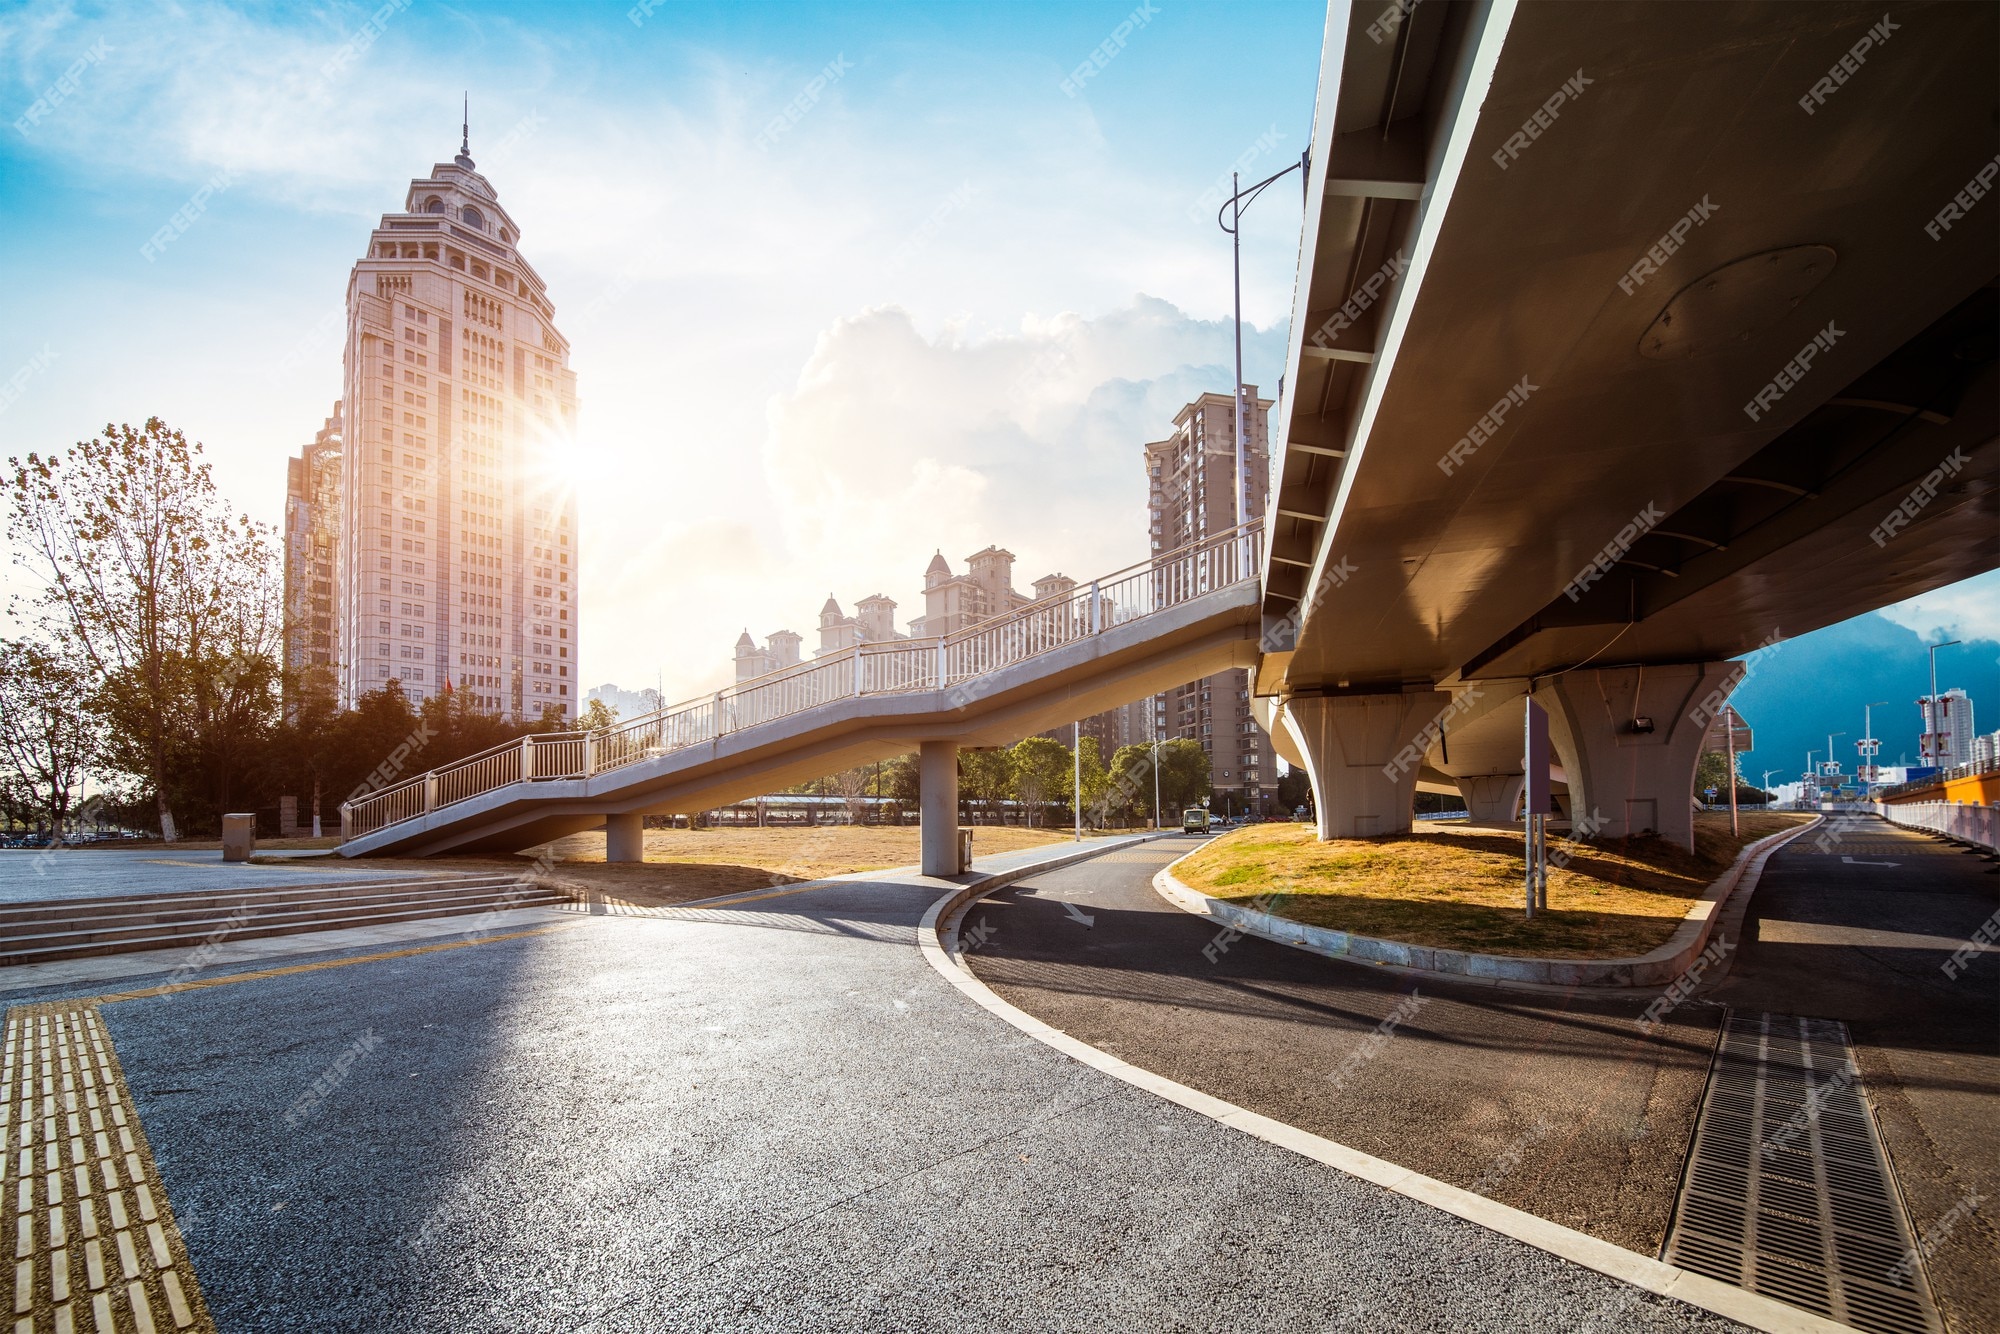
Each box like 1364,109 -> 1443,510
599,295 -> 1287,704
1878,568 -> 2000,647
0,2 -> 1307,706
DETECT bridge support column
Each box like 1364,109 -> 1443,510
1532,662 -> 1734,852
1283,690 -> 1451,839
605,812 -> 645,863
1457,773 -> 1525,825
920,740 -> 962,877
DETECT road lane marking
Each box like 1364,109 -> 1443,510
2,1002 -> 214,1332
921,862 -> 1854,1334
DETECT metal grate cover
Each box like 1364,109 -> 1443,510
1663,1011 -> 1942,1334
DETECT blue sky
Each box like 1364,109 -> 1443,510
2,0 -> 1994,712
0,0 -> 1328,696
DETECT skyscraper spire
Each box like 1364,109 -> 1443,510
455,93 -> 475,169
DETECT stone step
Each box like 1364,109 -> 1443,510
0,873 -> 522,928
0,886 -> 572,968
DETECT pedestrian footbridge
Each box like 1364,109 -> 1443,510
341,525 -> 1263,869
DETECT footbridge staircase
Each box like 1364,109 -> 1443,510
341,524 -> 1264,859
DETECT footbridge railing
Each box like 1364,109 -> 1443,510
342,522 -> 1263,842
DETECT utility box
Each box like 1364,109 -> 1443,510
957,827 -> 974,874
221,813 -> 255,862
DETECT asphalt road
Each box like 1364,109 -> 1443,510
964,840 -> 1727,1258
1711,816 -> 2000,1332
13,841 -> 1746,1333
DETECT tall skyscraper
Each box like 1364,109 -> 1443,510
282,403 -> 342,685
1920,687 -> 1975,768
1147,389 -> 1275,815
334,123 -> 579,721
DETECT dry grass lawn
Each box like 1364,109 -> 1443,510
1175,812 -> 1813,958
345,823 -> 1104,909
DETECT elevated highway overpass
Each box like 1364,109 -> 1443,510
1258,0 -> 1999,848
346,0 -> 1996,865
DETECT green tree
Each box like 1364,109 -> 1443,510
8,419 -> 277,841
960,747 -> 1014,823
1104,743 -> 1160,826
1070,736 -> 1110,826
1008,736 -> 1070,828
273,664 -> 342,837
0,638 -> 102,835
1154,738 -> 1212,813
1275,764 -> 1313,818
577,697 -> 619,733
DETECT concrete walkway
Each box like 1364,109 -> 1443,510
1710,816 -> 2000,1332
8,837 -> 1750,1332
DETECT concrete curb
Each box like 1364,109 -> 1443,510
917,840 -> 1850,1334
1149,816 -> 1825,991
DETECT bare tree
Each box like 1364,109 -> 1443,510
0,638 -> 102,836
8,419 -> 278,840
833,764 -> 871,825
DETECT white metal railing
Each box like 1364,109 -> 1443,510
342,521 -> 1263,841
1873,799 -> 1999,853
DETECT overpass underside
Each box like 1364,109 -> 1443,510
1256,0 -> 1999,850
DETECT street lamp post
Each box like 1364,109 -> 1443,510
1857,701 -> 1888,795
1219,151 -> 1310,566
1761,769 -> 1781,810
1924,639 -> 1962,766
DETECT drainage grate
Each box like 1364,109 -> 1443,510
1663,1011 -> 1942,1334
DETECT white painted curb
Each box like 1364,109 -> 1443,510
919,841 -> 1852,1334
1150,816 -> 1825,990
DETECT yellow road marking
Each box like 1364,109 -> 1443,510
3,1002 -> 214,1332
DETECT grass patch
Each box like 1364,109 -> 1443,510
1175,812 -> 1812,958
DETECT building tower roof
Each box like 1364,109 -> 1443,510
735,630 -> 755,650
455,94 -> 475,170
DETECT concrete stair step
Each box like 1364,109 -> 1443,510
0,873 -> 523,928
0,882 -> 560,953
0,887 -> 572,968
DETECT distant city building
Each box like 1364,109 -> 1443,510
1146,388 -> 1276,814
330,120 -> 580,721
282,403 -> 343,688
1971,728 -> 1999,767
1919,687 -> 1975,768
733,545 -> 1143,748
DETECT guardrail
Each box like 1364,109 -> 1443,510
1874,755 -> 2000,802
342,522 -> 1264,842
1872,799 -> 1999,853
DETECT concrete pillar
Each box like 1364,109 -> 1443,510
1533,662 -> 1734,852
606,812 -> 645,863
1457,773 -> 1525,825
1283,691 -> 1451,839
920,740 -> 962,876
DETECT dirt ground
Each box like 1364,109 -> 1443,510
348,823 -> 1111,909
1176,812 -> 1813,958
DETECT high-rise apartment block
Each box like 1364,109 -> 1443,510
282,403 -> 343,683
733,546 -> 1146,753
1147,389 -> 1276,815
325,128 -> 579,721
1920,687 -> 1976,768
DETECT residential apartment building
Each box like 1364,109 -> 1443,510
331,128 -> 580,721
1147,388 -> 1276,815
1920,687 -> 1976,768
732,546 -> 1145,752
282,403 -> 343,687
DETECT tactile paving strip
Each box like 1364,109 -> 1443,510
1664,1010 -> 1941,1334
3,1003 -> 213,1334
